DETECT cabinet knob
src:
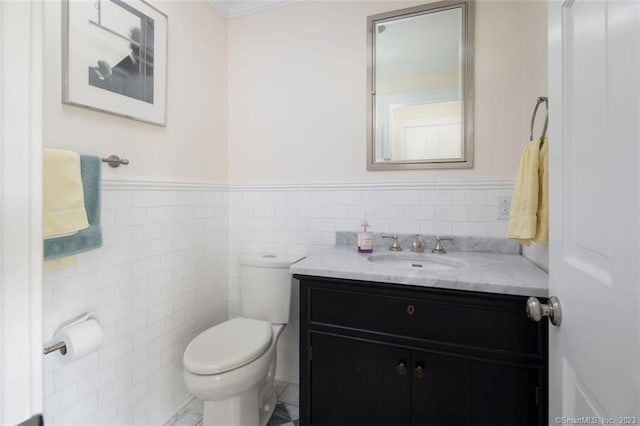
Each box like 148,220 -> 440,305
396,362 -> 407,376
414,365 -> 425,379
406,304 -> 415,315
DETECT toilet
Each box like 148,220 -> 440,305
183,253 -> 303,426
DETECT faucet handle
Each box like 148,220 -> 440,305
381,233 -> 403,252
432,236 -> 453,254
411,235 -> 424,253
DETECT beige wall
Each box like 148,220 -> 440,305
228,0 -> 547,183
44,0 -> 546,184
43,1 -> 228,183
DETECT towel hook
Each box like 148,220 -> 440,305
529,96 -> 548,142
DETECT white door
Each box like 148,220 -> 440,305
548,0 -> 640,421
0,1 -> 44,424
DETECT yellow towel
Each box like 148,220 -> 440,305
508,138 -> 548,246
43,257 -> 77,272
533,141 -> 548,243
43,148 -> 89,239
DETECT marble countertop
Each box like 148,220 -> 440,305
291,246 -> 548,297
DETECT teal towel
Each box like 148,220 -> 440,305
44,155 -> 102,260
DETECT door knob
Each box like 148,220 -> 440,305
396,362 -> 407,376
526,296 -> 562,326
414,365 -> 425,379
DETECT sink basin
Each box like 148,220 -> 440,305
366,253 -> 465,271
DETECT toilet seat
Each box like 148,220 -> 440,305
183,317 -> 272,375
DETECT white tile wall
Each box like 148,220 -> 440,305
43,179 -> 516,425
43,184 -> 228,426
227,180 -> 515,384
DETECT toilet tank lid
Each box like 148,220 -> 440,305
183,317 -> 272,375
239,253 -> 305,268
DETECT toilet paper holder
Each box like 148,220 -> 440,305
43,313 -> 89,355
43,341 -> 67,355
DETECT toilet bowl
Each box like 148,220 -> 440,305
182,253 -> 302,426
183,319 -> 285,426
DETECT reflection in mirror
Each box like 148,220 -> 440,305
367,1 -> 474,170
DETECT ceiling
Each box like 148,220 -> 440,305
207,0 -> 300,18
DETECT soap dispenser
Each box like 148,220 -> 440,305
357,214 -> 373,253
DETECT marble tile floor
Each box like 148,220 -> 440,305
164,381 -> 299,426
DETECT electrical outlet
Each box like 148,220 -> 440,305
497,196 -> 511,220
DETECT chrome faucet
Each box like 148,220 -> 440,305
382,234 -> 403,251
431,236 -> 453,254
411,235 -> 424,253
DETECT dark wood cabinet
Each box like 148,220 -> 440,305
297,275 -> 548,426
311,333 -> 411,426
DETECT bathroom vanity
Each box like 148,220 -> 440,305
292,244 -> 548,426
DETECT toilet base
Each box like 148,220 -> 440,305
200,372 -> 278,426
262,389 -> 277,426
203,388 -> 258,426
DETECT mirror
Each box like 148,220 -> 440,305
367,1 -> 474,170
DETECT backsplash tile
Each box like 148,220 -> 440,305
335,232 -> 520,254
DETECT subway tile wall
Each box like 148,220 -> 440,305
227,180 -> 515,384
43,180 -> 515,424
43,184 -> 228,426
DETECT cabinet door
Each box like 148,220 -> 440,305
469,359 -> 541,426
411,351 -> 472,425
411,350 -> 541,426
310,333 -> 411,426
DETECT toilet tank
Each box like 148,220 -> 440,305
239,254 -> 304,324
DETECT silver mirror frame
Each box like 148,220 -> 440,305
366,0 -> 475,171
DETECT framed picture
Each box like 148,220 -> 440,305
62,0 -> 168,126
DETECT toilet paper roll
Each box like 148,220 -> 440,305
53,318 -> 103,364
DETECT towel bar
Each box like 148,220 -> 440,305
529,96 -> 548,142
101,155 -> 129,168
